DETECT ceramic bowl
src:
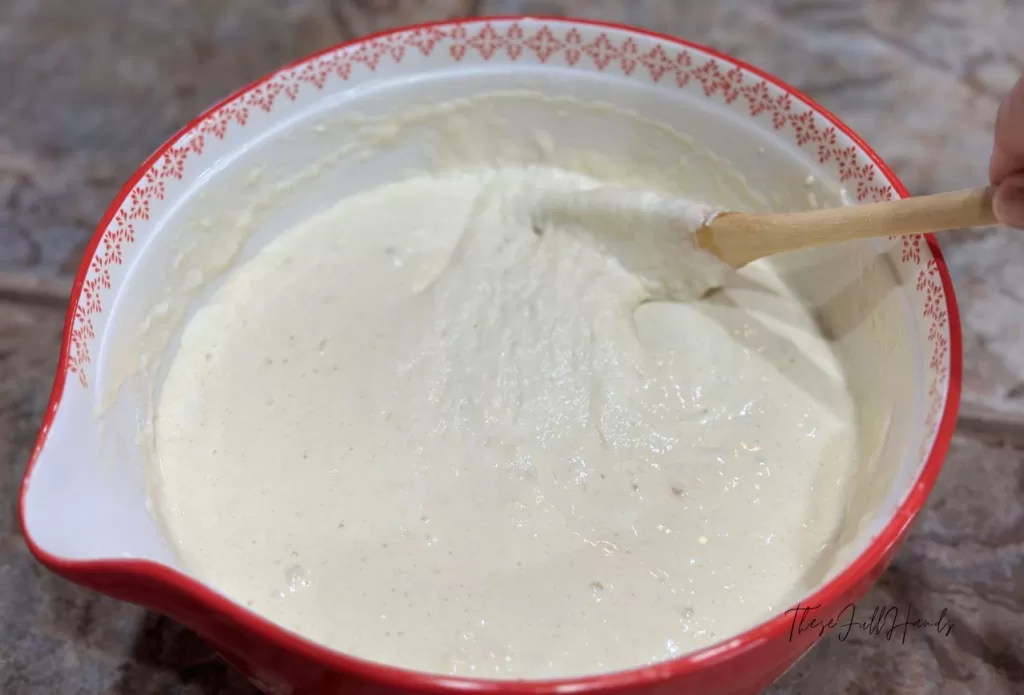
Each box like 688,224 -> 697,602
20,16 -> 960,695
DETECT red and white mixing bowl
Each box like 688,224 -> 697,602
20,16 -> 960,695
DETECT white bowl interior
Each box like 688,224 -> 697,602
23,19 -> 945,625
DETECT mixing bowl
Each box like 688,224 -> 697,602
19,16 -> 960,695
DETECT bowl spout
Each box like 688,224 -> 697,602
20,374 -> 177,566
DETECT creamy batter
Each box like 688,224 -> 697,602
154,165 -> 858,678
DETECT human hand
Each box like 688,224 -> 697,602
990,74 -> 1024,228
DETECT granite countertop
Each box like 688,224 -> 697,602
1,1 -> 1022,693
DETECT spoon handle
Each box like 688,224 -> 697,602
701,187 -> 998,268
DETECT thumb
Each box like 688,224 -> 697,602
992,174 -> 1024,229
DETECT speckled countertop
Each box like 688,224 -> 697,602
1,1 -> 1022,693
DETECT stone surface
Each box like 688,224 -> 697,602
1,1 -> 1023,693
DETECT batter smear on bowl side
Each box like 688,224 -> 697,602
154,165 -> 859,678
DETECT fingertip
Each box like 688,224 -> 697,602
990,75 -> 1024,184
993,176 -> 1024,229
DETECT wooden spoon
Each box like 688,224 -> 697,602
695,187 -> 997,269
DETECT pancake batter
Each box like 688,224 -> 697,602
154,165 -> 858,678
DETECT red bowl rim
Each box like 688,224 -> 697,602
19,15 -> 962,693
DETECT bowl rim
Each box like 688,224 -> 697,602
19,14 -> 962,693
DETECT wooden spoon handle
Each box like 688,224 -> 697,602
700,187 -> 997,268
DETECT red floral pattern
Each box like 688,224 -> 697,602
65,19 -> 949,454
